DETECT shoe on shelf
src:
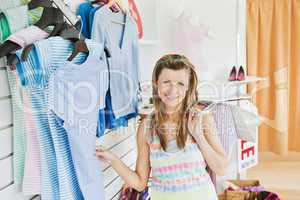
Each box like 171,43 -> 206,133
237,65 -> 245,81
228,66 -> 237,81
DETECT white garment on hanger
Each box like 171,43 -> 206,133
172,0 -> 215,81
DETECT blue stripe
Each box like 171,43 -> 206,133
15,37 -> 87,200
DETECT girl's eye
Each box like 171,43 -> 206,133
177,82 -> 185,86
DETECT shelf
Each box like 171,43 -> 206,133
200,76 -> 267,86
198,94 -> 252,103
221,76 -> 267,86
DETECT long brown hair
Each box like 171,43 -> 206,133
151,54 -> 198,151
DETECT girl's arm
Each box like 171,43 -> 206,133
96,119 -> 151,192
190,111 -> 229,176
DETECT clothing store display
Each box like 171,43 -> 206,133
0,2 -> 45,190
15,44 -> 60,200
8,25 -> 49,195
14,37 -> 93,200
0,1 -> 268,200
92,5 -> 140,119
49,40 -> 107,200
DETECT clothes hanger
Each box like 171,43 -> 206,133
59,22 -> 83,42
0,41 -> 22,59
67,40 -> 89,61
34,7 -> 65,35
0,12 -> 5,20
61,21 -> 111,61
27,0 -> 52,10
21,7 -> 66,61
107,0 -> 127,25
109,0 -> 126,13
67,39 -> 111,61
55,21 -> 89,61
6,53 -> 20,69
91,0 -> 119,12
0,5 -> 65,62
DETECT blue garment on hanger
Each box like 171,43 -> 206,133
89,5 -> 102,34
76,2 -> 94,38
91,5 -> 140,137
49,40 -> 108,200
16,37 -> 86,200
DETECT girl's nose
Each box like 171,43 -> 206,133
168,83 -> 178,94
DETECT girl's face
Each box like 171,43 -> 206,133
157,68 -> 189,111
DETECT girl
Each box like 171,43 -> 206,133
96,54 -> 229,199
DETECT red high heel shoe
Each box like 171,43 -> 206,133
237,65 -> 245,81
228,66 -> 237,81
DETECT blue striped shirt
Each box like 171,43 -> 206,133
16,37 -> 86,200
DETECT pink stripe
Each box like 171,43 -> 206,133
22,90 -> 41,194
153,161 -> 206,174
152,174 -> 210,185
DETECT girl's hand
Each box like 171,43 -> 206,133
187,106 -> 205,140
95,146 -> 117,163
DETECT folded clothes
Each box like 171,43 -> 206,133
260,191 -> 281,200
240,186 -> 265,192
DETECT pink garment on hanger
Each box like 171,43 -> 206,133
7,26 -> 49,48
173,12 -> 211,78
22,90 -> 42,195
7,26 -> 48,194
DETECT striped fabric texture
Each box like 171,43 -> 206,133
6,66 -> 26,185
206,103 -> 238,188
16,50 -> 60,200
22,90 -> 42,195
15,37 -> 87,200
48,40 -> 107,200
10,27 -> 49,195
147,116 -> 218,200
0,3 -> 41,188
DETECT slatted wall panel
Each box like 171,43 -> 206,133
0,65 -> 35,200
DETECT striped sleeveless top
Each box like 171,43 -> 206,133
146,117 -> 218,200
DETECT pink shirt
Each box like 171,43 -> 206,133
7,26 -> 49,48
173,12 -> 212,80
8,26 -> 48,194
22,91 -> 42,195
